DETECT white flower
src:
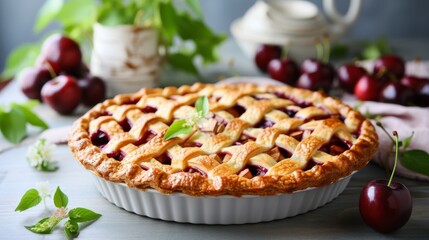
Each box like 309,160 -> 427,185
36,181 -> 51,199
27,139 -> 57,171
54,207 -> 68,218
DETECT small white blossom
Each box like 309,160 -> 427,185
36,181 -> 51,199
53,207 -> 68,218
27,139 -> 57,171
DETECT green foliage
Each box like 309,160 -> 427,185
15,189 -> 42,212
0,101 -> 49,144
2,0 -> 226,79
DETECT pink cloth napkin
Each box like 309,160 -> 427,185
219,75 -> 429,181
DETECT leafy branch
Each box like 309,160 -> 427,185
376,122 -> 429,177
16,183 -> 101,239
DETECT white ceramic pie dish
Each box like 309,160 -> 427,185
92,173 -> 354,224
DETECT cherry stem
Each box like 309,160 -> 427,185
44,62 -> 57,79
281,41 -> 291,59
322,35 -> 330,63
315,38 -> 323,61
376,121 -> 395,144
388,131 -> 399,187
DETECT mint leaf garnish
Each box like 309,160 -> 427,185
400,149 -> 429,177
15,188 -> 41,212
195,95 -> 209,118
25,216 -> 62,234
164,119 -> 192,140
64,220 -> 79,239
53,187 -> 68,208
68,208 -> 102,223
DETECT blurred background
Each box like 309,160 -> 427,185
1,0 -> 429,71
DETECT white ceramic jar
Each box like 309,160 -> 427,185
91,23 -> 162,97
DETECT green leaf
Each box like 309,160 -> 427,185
25,216 -> 62,234
56,0 -> 97,31
401,132 -> 414,150
164,119 -> 193,140
68,207 -> 102,223
0,107 -> 27,144
34,0 -> 64,32
15,188 -> 41,212
401,149 -> 429,177
53,187 -> 68,208
2,43 -> 40,79
40,162 -> 59,172
64,219 -> 79,239
184,0 -> 203,18
361,37 -> 392,60
330,43 -> 349,60
159,2 -> 178,45
11,103 -> 48,130
195,96 -> 209,117
167,52 -> 198,74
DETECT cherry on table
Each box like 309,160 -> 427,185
17,66 -> 53,101
296,71 -> 333,93
373,54 -> 405,80
417,81 -> 429,107
77,75 -> 106,106
379,82 -> 416,106
38,34 -> 82,75
254,44 -> 282,72
267,58 -> 299,85
41,75 -> 81,115
400,75 -> 427,90
337,64 -> 366,93
354,75 -> 381,101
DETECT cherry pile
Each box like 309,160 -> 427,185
254,44 -> 335,93
18,34 -> 106,115
339,55 -> 429,107
255,44 -> 429,107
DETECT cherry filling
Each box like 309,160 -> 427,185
134,129 -> 157,146
140,105 -> 157,113
155,152 -> 172,165
184,166 -> 207,177
107,150 -> 126,161
278,146 -> 292,159
247,165 -> 268,176
255,119 -> 275,129
90,130 -> 110,147
303,159 -> 319,171
181,141 -> 202,148
320,136 -> 351,155
282,108 -> 297,117
226,105 -> 246,117
118,118 -> 132,132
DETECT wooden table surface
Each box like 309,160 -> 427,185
1,39 -> 428,239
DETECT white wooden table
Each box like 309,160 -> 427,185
1,40 -> 428,239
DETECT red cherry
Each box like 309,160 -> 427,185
301,58 -> 335,81
254,44 -> 282,72
38,34 -> 82,75
41,75 -> 81,115
417,82 -> 429,107
359,179 -> 412,233
296,72 -> 332,92
373,54 -> 405,80
379,82 -> 416,106
77,75 -> 106,106
17,66 -> 52,101
337,64 -> 366,93
354,75 -> 381,101
267,58 -> 299,85
400,75 -> 427,90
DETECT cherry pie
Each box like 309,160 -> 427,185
68,83 -> 378,196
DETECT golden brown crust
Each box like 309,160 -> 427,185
68,83 -> 378,196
